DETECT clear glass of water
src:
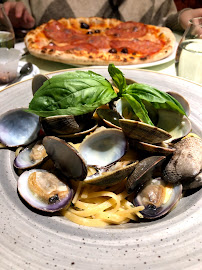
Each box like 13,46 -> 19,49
175,17 -> 202,84
0,4 -> 15,48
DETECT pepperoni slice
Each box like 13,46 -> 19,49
44,20 -> 86,43
110,39 -> 163,55
106,21 -> 148,39
85,35 -> 110,49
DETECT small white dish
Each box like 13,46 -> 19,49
0,61 -> 40,91
0,48 -> 21,84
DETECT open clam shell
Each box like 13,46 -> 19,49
43,136 -> 88,181
85,161 -> 138,187
32,74 -> 49,95
0,108 -> 40,147
126,156 -> 166,193
134,178 -> 182,219
126,155 -> 182,219
119,110 -> 191,145
79,128 -> 127,167
96,108 -> 122,129
42,129 -> 138,187
80,128 -> 139,186
119,119 -> 172,144
18,169 -> 73,212
156,109 -> 191,142
14,141 -> 47,170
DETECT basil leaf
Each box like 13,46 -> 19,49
27,71 -> 117,117
123,93 -> 154,126
108,64 -> 127,95
126,83 -> 186,116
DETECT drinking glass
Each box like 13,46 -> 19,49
175,17 -> 202,84
0,4 -> 15,48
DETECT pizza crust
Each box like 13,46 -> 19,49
25,17 -> 176,66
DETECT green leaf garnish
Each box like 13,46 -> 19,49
125,83 -> 186,116
123,94 -> 154,126
108,65 -> 186,126
108,64 -> 127,96
27,71 -> 117,117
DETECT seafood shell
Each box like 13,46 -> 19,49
18,169 -> 73,212
0,108 -> 40,147
163,137 -> 202,186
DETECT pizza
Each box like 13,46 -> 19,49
24,17 -> 176,66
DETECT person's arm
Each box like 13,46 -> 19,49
3,1 -> 35,29
166,7 -> 202,32
179,8 -> 202,30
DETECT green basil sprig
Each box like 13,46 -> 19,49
108,64 -> 186,125
28,71 -> 117,117
108,64 -> 127,96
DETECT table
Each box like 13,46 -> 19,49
15,32 -> 182,77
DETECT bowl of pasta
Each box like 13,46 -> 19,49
0,66 -> 201,270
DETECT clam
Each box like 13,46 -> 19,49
163,136 -> 202,188
97,90 -> 191,155
119,119 -> 172,144
32,74 -> 49,95
42,128 -> 139,186
96,108 -> 122,129
0,108 -> 40,147
134,178 -> 182,219
80,128 -> 138,186
43,136 -> 87,181
126,156 -> 182,219
156,109 -> 191,142
14,141 -> 47,170
128,139 -> 176,156
41,112 -> 97,138
18,169 -> 73,212
126,156 -> 166,193
78,128 -> 127,167
119,107 -> 191,155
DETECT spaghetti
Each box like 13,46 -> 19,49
61,179 -> 144,227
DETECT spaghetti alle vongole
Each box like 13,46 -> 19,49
9,65 -> 200,227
